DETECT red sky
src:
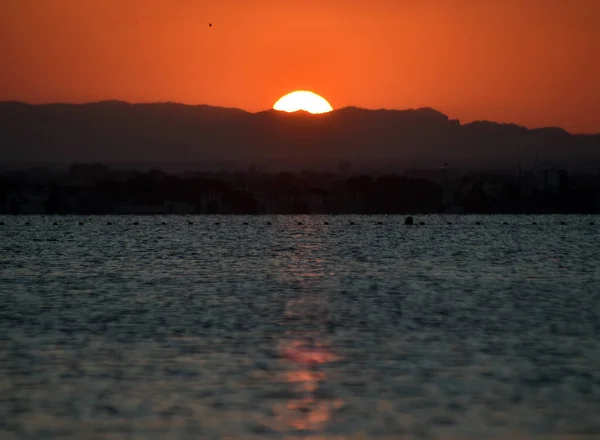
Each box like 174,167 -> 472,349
1,0 -> 599,133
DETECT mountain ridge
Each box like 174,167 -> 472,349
1,101 -> 598,170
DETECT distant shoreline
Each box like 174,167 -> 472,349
2,165 -> 600,215
0,212 -> 600,215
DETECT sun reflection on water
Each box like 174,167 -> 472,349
268,338 -> 343,434
264,224 -> 346,436
280,340 -> 340,366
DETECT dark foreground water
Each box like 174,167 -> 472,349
1,215 -> 600,440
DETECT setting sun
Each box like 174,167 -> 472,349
273,91 -> 333,114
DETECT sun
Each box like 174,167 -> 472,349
273,90 -> 333,114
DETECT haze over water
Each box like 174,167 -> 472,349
1,214 -> 600,439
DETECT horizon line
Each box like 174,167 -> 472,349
2,99 -> 598,135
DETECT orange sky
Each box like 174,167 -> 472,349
1,0 -> 599,133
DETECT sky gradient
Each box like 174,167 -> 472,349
1,0 -> 599,133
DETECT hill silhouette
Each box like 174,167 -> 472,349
0,101 -> 598,170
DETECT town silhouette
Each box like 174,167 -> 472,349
2,162 -> 599,215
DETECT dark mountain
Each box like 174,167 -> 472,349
0,101 -> 598,170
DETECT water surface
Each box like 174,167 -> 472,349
1,215 -> 599,439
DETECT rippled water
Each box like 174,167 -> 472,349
1,215 -> 600,439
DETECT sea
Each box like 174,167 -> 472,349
1,214 -> 599,440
